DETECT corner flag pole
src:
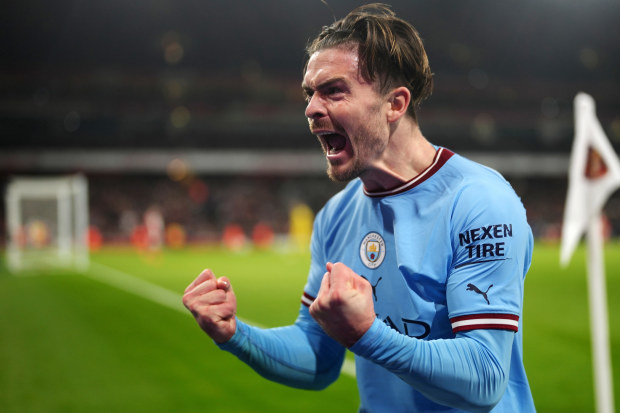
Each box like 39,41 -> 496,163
586,214 -> 614,413
561,93 -> 620,413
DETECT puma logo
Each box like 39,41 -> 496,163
371,277 -> 383,302
466,283 -> 493,305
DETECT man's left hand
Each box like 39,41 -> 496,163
309,262 -> 376,348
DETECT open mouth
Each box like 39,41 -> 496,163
322,133 -> 347,155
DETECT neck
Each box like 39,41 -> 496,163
360,122 -> 437,193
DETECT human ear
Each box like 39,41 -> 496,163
386,87 -> 411,123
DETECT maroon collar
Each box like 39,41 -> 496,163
363,147 -> 454,198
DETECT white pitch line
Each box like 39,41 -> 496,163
87,261 -> 187,314
341,357 -> 356,377
85,262 -> 356,378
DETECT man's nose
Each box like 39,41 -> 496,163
305,94 -> 326,120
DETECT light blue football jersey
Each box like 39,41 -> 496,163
302,147 -> 536,412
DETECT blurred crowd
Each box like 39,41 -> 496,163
85,173 -> 620,248
84,173 -> 345,250
2,171 -> 619,252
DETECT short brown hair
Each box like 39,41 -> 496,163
305,3 -> 433,120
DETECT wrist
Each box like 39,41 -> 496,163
349,318 -> 388,355
212,317 -> 239,346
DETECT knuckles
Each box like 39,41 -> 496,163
182,293 -> 195,310
182,288 -> 230,316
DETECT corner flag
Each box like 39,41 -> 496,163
560,92 -> 620,413
561,93 -> 620,265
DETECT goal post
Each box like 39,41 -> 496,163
5,174 -> 89,273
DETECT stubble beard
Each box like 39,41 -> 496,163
325,123 -> 387,183
315,99 -> 387,183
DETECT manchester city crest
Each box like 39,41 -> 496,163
360,232 -> 386,269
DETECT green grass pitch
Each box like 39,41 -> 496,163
1,242 -> 618,412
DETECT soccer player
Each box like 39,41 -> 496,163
183,4 -> 536,412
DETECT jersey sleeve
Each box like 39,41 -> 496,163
350,317 -> 514,411
217,306 -> 345,390
447,181 -> 533,333
216,207 -> 346,390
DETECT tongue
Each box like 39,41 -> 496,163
326,134 -> 346,153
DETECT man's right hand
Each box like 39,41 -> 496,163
183,269 -> 237,344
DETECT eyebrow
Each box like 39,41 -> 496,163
301,77 -> 347,95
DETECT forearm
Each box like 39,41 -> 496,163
217,316 -> 345,390
350,319 -> 513,412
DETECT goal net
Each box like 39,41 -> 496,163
5,174 -> 89,273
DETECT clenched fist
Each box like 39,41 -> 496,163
183,269 -> 237,344
309,262 -> 376,348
